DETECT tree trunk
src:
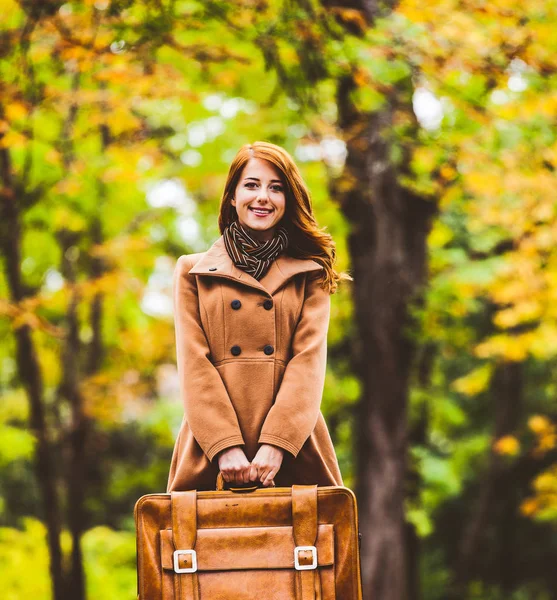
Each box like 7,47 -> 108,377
313,0 -> 438,595
406,343 -> 434,600
57,229 -> 87,600
454,361 -> 522,594
332,74 -> 437,598
87,216 -> 105,374
0,145 -> 66,600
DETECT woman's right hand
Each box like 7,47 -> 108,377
217,446 -> 258,485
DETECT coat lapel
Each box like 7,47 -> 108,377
188,236 -> 323,296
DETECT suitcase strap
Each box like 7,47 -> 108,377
171,491 -> 199,600
292,485 -> 319,600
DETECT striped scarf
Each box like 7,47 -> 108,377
223,220 -> 289,280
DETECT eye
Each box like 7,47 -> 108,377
244,182 -> 258,188
271,184 -> 283,192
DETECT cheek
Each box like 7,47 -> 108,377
235,196 -> 250,210
234,187 -> 250,204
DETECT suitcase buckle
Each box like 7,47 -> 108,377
173,549 -> 197,573
294,545 -> 317,570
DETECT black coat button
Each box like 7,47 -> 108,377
231,345 -> 242,356
209,267 -> 217,271
263,344 -> 274,355
231,299 -> 242,310
263,299 -> 273,310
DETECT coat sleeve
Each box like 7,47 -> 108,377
173,254 -> 245,462
258,270 -> 330,457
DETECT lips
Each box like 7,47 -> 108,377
249,207 -> 274,216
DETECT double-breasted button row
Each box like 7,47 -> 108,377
229,298 -> 273,310
229,344 -> 275,356
229,297 -> 274,357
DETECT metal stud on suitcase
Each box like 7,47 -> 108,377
135,477 -> 363,599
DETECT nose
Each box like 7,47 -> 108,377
256,188 -> 269,202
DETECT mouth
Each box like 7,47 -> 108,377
249,207 -> 274,217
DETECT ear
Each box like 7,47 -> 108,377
231,197 -> 236,207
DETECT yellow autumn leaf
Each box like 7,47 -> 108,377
353,68 -> 369,88
493,301 -> 542,329
465,171 -> 502,197
439,164 -> 456,181
53,207 -> 87,232
475,334 -> 531,361
493,435 -> 520,456
533,471 -> 557,494
536,433 -> 557,454
428,220 -> 454,249
45,148 -> 62,166
5,102 -> 28,121
0,130 -> 28,149
106,109 -> 141,136
54,178 -> 83,196
519,498 -> 538,517
528,415 -> 552,435
412,146 -> 438,174
530,324 -> 557,360
452,363 -> 492,396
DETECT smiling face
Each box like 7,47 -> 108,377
231,157 -> 287,242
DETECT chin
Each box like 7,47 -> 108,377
246,220 -> 276,231
249,223 -> 272,230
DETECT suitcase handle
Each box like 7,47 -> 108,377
216,472 -> 275,493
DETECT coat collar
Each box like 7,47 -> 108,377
188,235 -> 323,296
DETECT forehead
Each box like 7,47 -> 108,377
240,157 -> 283,181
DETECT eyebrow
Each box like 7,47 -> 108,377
243,177 -> 283,183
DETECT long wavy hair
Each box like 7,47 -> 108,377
218,141 -> 351,294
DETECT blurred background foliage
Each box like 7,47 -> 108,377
0,0 -> 556,599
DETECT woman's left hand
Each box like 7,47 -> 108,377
251,444 -> 284,487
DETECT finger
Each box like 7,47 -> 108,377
232,467 -> 243,485
249,464 -> 258,482
261,468 -> 274,485
263,468 -> 278,487
242,464 -> 251,483
240,468 -> 249,484
259,468 -> 271,483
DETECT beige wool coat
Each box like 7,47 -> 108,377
166,235 -> 343,492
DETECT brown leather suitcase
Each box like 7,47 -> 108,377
134,479 -> 362,599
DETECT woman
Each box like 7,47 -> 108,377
167,141 -> 349,492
